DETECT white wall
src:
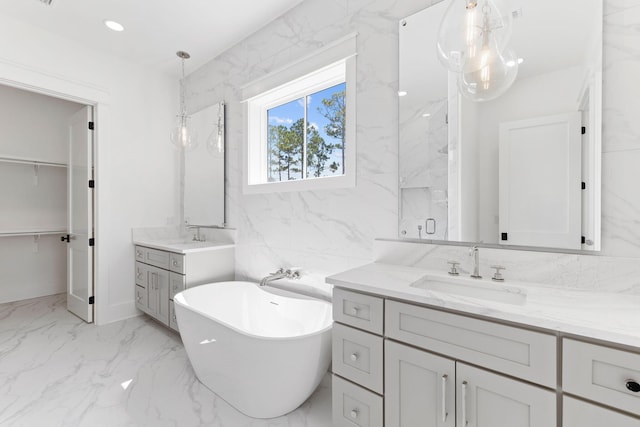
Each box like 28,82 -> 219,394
0,14 -> 179,323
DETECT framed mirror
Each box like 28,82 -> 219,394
184,102 -> 225,227
399,0 -> 603,252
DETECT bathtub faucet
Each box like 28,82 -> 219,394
259,268 -> 301,286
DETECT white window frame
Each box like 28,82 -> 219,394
243,35 -> 357,194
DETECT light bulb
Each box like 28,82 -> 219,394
458,47 -> 518,102
170,115 -> 199,150
437,0 -> 513,73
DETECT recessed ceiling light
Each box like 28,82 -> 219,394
398,91 -> 408,97
104,20 -> 125,32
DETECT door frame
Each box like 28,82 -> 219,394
0,59 -> 109,324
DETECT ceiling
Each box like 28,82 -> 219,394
0,0 -> 304,77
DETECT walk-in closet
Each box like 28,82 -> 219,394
0,84 -> 89,306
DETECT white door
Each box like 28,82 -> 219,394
499,112 -> 582,249
66,106 -> 94,322
457,363 -> 556,427
385,340 -> 456,427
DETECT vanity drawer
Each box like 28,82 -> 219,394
563,339 -> 640,417
169,253 -> 184,274
333,288 -> 384,334
332,375 -> 383,427
169,272 -> 186,300
333,323 -> 384,394
135,262 -> 146,287
135,285 -> 147,313
564,396 -> 640,426
136,245 -> 170,270
169,300 -> 179,331
386,300 -> 557,388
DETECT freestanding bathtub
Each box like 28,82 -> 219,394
173,281 -> 333,419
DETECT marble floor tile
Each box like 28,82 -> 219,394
0,294 -> 332,427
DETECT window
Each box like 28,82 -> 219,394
244,37 -> 356,194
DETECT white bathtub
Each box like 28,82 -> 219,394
173,281 -> 333,419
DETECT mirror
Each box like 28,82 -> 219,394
399,0 -> 602,251
184,102 -> 225,227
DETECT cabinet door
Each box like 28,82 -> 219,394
385,340 -> 455,427
145,264 -> 169,325
564,396 -> 640,427
456,363 -> 556,427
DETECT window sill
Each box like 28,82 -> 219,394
243,173 -> 355,195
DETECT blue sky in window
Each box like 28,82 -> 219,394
268,82 -> 346,175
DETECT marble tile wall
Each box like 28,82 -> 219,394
185,0 -> 640,295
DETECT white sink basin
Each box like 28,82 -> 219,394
410,274 -> 527,305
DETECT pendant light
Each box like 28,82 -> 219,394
206,103 -> 225,157
437,0 -> 513,73
437,0 -> 518,101
170,51 -> 199,151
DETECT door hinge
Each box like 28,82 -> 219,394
89,296 -> 94,305
88,180 -> 95,188
581,126 -> 586,135
89,238 -> 95,247
581,236 -> 586,244
501,232 -> 508,241
581,182 -> 586,190
88,121 -> 95,130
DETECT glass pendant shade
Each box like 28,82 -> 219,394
457,47 -> 518,102
437,0 -> 513,73
206,127 -> 223,156
170,114 -> 198,150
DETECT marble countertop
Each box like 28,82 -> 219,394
133,238 -> 235,254
326,262 -> 640,349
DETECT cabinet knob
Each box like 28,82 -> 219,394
350,306 -> 360,316
137,273 -> 142,279
350,408 -> 359,419
626,380 -> 640,393
350,352 -> 359,362
172,260 -> 178,266
136,251 -> 142,257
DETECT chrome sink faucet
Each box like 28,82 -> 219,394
469,246 -> 482,279
259,268 -> 301,286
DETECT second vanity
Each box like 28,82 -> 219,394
134,238 -> 234,331
328,263 -> 640,427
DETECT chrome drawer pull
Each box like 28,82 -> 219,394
461,381 -> 468,426
626,380 -> 640,393
442,374 -> 448,422
350,352 -> 359,362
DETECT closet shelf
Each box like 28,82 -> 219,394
0,156 -> 67,168
0,229 -> 66,237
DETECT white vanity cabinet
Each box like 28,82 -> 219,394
134,244 -> 234,330
332,288 -> 557,427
